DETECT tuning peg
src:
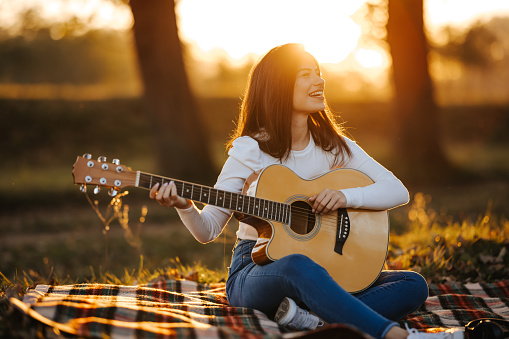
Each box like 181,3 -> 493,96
83,153 -> 92,159
80,184 -> 87,193
112,159 -> 120,165
98,156 -> 107,163
94,186 -> 101,194
108,188 -> 118,197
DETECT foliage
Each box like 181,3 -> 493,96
387,193 -> 509,283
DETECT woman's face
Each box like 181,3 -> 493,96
292,54 -> 325,116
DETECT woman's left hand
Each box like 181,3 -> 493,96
309,189 -> 347,214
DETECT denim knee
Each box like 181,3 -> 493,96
275,254 -> 328,281
407,271 -> 429,305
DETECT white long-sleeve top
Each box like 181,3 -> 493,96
176,135 -> 409,243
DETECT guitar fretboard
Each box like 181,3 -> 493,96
137,172 -> 290,223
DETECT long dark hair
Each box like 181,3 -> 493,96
227,43 -> 351,167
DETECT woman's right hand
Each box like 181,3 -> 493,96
149,181 -> 192,209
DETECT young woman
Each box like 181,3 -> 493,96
150,44 -> 462,339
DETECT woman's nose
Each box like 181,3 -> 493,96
314,74 -> 325,85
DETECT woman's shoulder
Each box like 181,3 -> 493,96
229,136 -> 260,153
339,135 -> 362,153
228,136 -> 263,170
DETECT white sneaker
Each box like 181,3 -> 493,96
274,297 -> 324,331
406,324 -> 464,339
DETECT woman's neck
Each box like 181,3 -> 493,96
291,114 -> 310,151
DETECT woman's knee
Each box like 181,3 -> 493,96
276,254 -> 327,279
405,271 -> 429,304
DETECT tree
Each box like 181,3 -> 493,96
386,0 -> 452,183
129,0 -> 216,184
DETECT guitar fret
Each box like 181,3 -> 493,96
218,190 -> 224,208
251,197 -> 256,215
194,185 -> 201,201
134,172 -> 285,223
183,183 -> 192,200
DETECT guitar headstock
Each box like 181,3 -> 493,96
72,154 -> 136,196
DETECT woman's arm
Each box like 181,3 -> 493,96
150,136 -> 262,243
339,138 -> 409,210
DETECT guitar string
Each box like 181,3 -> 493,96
137,177 -> 348,232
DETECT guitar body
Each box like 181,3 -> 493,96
250,165 -> 389,293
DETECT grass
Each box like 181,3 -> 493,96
387,193 -> 509,283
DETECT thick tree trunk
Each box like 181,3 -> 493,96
130,0 -> 216,184
386,0 -> 451,183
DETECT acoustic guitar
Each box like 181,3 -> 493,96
72,154 -> 389,293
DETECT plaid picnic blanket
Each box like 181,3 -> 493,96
401,280 -> 509,329
10,279 -> 509,338
10,279 -> 282,338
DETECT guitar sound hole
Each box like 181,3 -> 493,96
290,201 -> 315,235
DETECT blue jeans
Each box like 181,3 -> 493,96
226,240 -> 428,339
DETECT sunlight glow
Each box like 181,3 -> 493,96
354,49 -> 384,68
3,0 -> 509,64
425,0 -> 509,28
176,0 -> 364,64
0,0 -> 132,33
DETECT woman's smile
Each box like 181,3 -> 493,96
293,54 -> 325,115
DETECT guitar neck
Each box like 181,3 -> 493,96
136,171 -> 289,224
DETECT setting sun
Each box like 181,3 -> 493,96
354,48 -> 385,69
177,0 -> 365,64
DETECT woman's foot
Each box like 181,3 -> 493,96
274,297 -> 324,331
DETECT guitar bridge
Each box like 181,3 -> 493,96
334,208 -> 350,255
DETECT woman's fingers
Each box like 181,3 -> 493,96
149,181 -> 190,209
309,190 -> 346,214
149,182 -> 160,199
150,182 -> 172,206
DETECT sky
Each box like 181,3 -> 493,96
1,0 -> 509,64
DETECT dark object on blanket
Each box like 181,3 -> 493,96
465,319 -> 509,339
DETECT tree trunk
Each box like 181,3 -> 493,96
386,0 -> 451,184
130,0 -> 216,184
